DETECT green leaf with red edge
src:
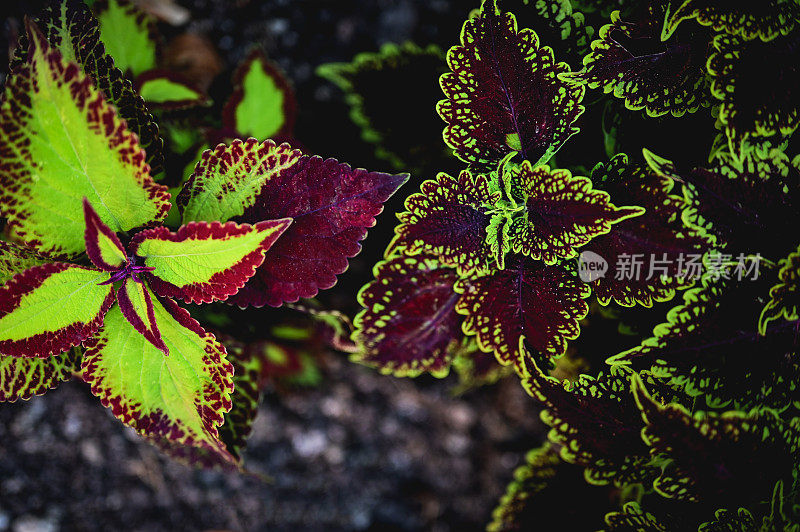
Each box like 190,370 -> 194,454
116,277 -> 167,354
760,244 -> 800,335
438,0 -> 585,172
0,20 -> 171,257
455,254 -> 590,371
222,49 -> 296,141
0,347 -> 80,402
178,138 -> 408,307
519,356 -> 660,487
663,0 -> 800,42
95,0 -> 157,76
317,42 -> 452,174
130,219 -> 292,304
352,254 -> 464,377
563,3 -> 709,118
708,30 -> 800,157
136,70 -> 209,111
12,0 -> 164,173
604,502 -> 668,532
503,159 -> 644,265
0,263 -> 114,358
82,294 -> 237,468
83,198 -> 127,271
671,150 -> 800,262
581,153 -> 710,307
608,272 -> 800,413
389,170 -> 507,275
633,377 -> 800,505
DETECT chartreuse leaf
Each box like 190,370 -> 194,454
633,377 -> 800,505
116,277 -> 167,355
708,30 -> 800,157
137,71 -> 209,110
13,0 -> 164,172
563,3 -> 709,118
389,170 -> 507,276
0,21 -> 170,257
317,42 -> 451,173
0,348 -> 80,402
760,244 -> 800,334
83,198 -> 127,271
455,255 -> 590,371
178,138 -> 407,307
438,0 -> 585,172
96,0 -> 157,76
604,502 -> 668,531
82,295 -> 236,467
130,219 -> 292,304
663,0 -> 800,42
352,254 -> 463,377
0,263 -> 114,358
503,159 -> 644,265
519,356 -> 659,487
581,154 -> 709,307
222,50 -> 296,141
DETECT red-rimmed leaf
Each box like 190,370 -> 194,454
178,138 -> 408,307
563,3 -> 709,118
0,263 -> 114,358
83,198 -> 127,271
130,219 -> 292,304
663,0 -> 800,42
0,348 -> 80,402
708,30 -> 800,156
136,70 -> 209,111
12,0 -> 164,173
438,0 -> 585,172
82,296 -> 237,468
389,170 -> 507,275
582,153 -> 710,307
0,20 -> 171,257
504,160 -> 644,265
633,378 -> 800,505
352,254 -> 463,377
116,278 -> 167,354
222,49 -> 296,141
455,254 -> 590,371
519,357 -> 659,487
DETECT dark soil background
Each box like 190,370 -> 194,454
0,1 -> 552,531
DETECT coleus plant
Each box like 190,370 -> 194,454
0,5 -> 405,469
341,0 -> 800,528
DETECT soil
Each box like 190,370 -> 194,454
0,1 -> 550,530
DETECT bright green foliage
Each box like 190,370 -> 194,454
0,21 -> 170,257
604,502 -> 668,531
138,74 -> 208,109
96,0 -> 157,76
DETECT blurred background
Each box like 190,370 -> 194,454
0,1 -> 550,530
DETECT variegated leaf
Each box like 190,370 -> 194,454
760,244 -> 800,334
663,0 -> 800,42
0,21 -> 170,257
0,348 -> 80,402
178,138 -> 407,307
0,263 -> 114,358
116,277 -> 167,354
438,0 -> 585,171
504,160 -> 644,264
455,254 -> 590,371
353,254 -> 463,377
83,198 -> 127,271
82,296 -> 236,467
389,170 -> 507,275
95,0 -> 157,76
130,219 -> 292,304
